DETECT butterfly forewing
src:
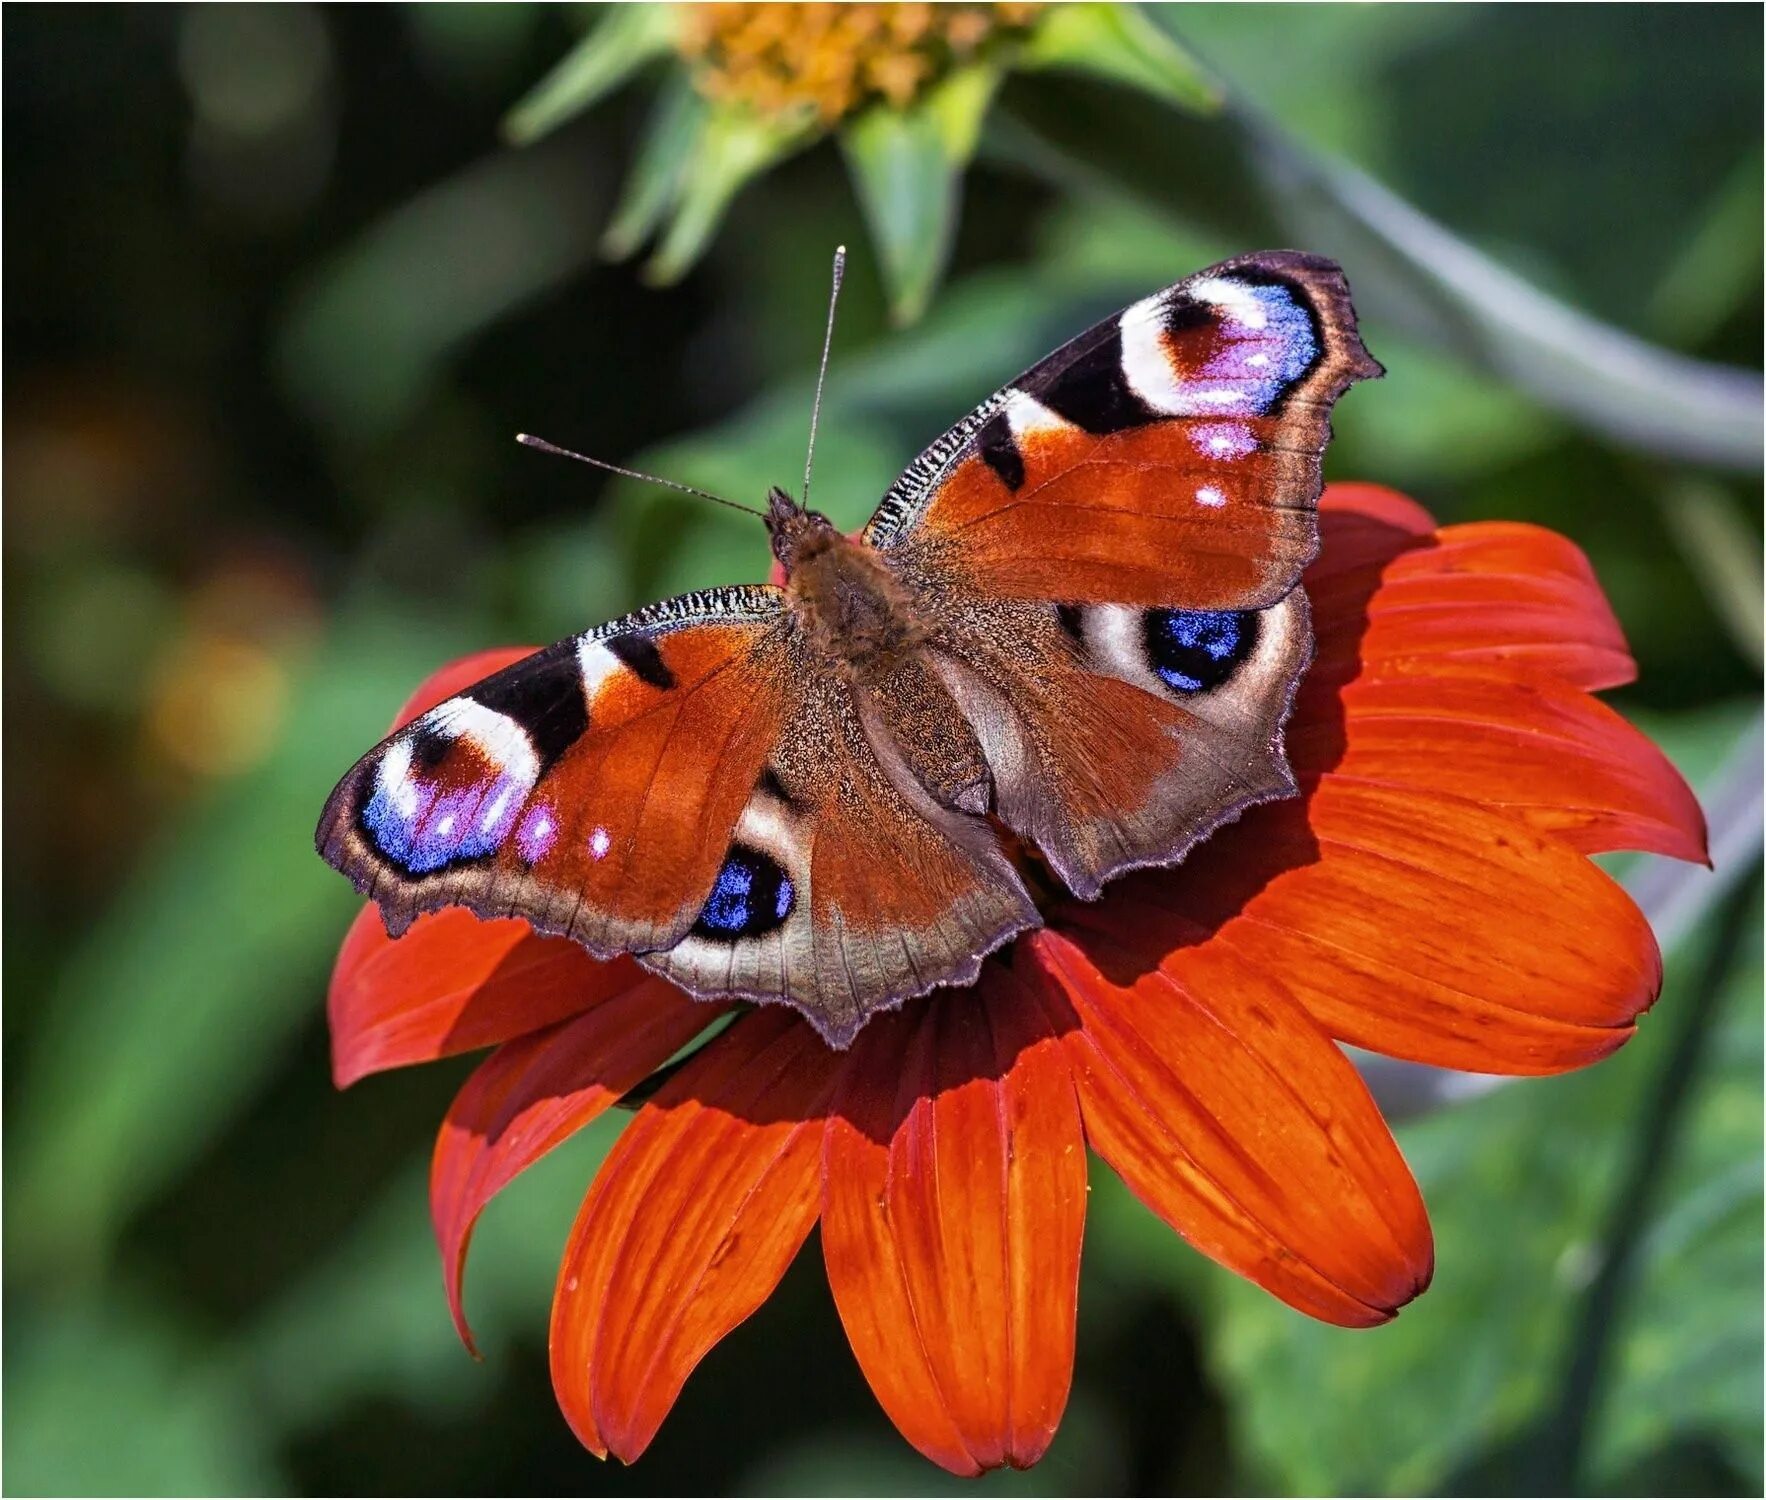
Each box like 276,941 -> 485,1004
866,250 -> 1380,611
317,587 -> 792,955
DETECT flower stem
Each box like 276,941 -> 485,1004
1532,858 -> 1761,1492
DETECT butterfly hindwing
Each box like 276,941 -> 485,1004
921,589 -> 1313,898
865,250 -> 1380,611
639,636 -> 1038,1046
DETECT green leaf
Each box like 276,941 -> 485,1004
9,606 -> 488,1276
230,1126 -> 620,1433
841,64 -> 1000,325
1644,150 -> 1765,346
646,103 -> 817,285
500,2 -> 676,146
1021,2 -> 1222,116
1587,966 -> 1763,1493
6,1291 -> 285,1494
601,72 -> 708,261
277,147 -> 603,443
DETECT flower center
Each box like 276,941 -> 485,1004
677,2 -> 1045,124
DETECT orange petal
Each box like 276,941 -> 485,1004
328,904 -> 641,1087
1317,481 -> 1438,543
1308,509 -> 1634,693
1100,775 -> 1663,1075
549,1010 -> 841,1462
1290,673 -> 1707,863
1029,926 -> 1432,1328
821,967 -> 1086,1476
390,646 -> 538,731
432,976 -> 720,1354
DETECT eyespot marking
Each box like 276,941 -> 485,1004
1144,608 -> 1260,693
692,844 -> 795,940
1120,273 -> 1322,418
359,709 -> 538,875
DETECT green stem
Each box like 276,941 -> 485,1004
1533,860 -> 1762,1492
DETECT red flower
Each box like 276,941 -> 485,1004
327,484 -> 1706,1475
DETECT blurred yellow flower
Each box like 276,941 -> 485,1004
504,2 -> 1218,321
678,3 -> 1043,124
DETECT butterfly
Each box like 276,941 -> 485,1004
317,249 -> 1381,1047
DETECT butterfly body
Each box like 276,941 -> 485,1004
773,497 -> 927,682
319,251 -> 1380,1046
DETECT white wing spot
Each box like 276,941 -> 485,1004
577,640 -> 624,706
378,740 -> 420,818
1002,388 -> 1070,439
1191,276 -> 1268,329
1196,486 -> 1227,508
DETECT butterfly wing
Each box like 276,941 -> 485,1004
923,589 -> 1313,898
865,250 -> 1380,610
316,586 -> 1036,1046
861,250 -> 1373,895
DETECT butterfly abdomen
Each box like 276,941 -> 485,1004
862,656 -> 993,816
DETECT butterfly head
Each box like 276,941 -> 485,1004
765,485 -> 838,574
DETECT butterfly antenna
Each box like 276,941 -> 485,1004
802,244 -> 846,507
516,433 -> 768,520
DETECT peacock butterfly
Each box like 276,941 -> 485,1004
316,250 -> 1381,1046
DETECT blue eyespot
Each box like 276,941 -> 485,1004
1145,608 -> 1259,693
1251,283 -> 1319,386
361,754 -> 526,876
694,844 -> 795,940
1192,280 -> 1319,413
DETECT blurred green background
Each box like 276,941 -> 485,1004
5,4 -> 1761,1495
